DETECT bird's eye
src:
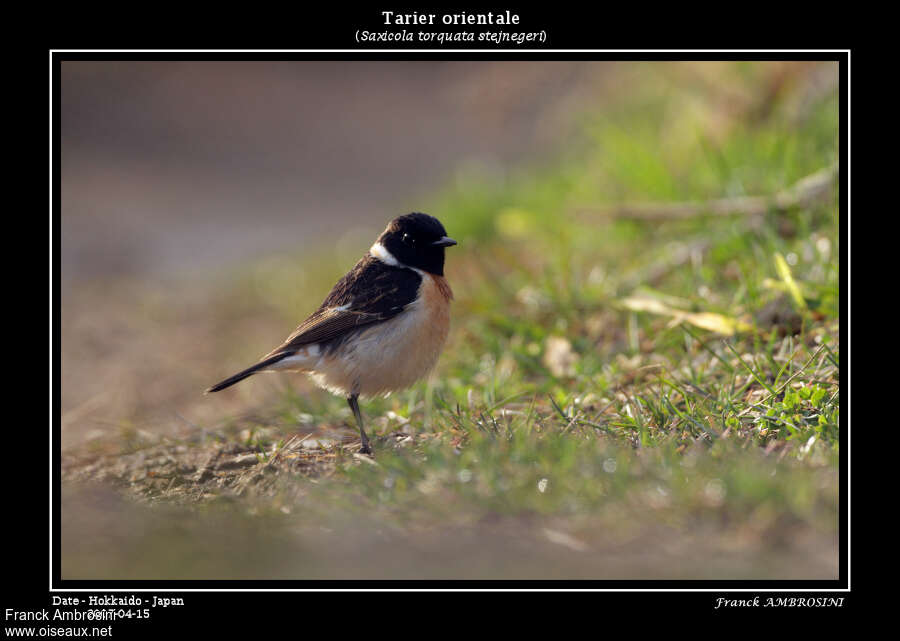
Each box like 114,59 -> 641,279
402,232 -> 416,245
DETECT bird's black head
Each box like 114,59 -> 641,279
373,212 -> 457,276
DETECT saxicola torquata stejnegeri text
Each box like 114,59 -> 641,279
207,213 -> 457,455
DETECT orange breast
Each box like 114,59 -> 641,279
430,274 -> 454,303
420,274 -> 452,347
306,272 -> 454,399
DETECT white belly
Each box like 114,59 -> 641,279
273,274 -> 451,398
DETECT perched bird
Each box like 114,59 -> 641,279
207,213 -> 457,455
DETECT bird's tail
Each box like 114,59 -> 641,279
205,353 -> 291,394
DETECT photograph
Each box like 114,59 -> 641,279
55,57 -> 843,589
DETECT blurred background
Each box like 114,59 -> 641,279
60,60 -> 839,581
62,62 -> 604,285
61,61 -> 618,446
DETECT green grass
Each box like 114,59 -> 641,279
64,62 -> 840,579
253,62 -> 838,522
260,63 -> 840,451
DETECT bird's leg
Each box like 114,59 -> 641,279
347,394 -> 372,455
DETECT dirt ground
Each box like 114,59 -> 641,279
60,424 -> 838,581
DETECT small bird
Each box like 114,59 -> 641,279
207,213 -> 457,455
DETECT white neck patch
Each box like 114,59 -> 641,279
370,242 -> 400,266
370,242 -> 425,276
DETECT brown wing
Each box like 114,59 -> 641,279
263,254 -> 423,358
207,255 -> 424,394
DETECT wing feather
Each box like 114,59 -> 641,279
264,255 -> 422,358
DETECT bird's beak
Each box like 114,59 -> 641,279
432,236 -> 458,247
